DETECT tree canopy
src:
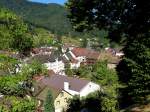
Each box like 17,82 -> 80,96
0,96 -> 36,112
66,61 -> 120,111
44,90 -> 55,112
66,0 -> 149,39
66,0 -> 150,105
0,8 -> 33,55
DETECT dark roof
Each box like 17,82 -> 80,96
61,56 -> 69,63
31,47 -> 52,54
66,52 -> 73,60
49,51 -> 62,62
63,52 -> 78,63
39,75 -> 89,92
36,86 -> 61,101
27,55 -> 51,64
27,51 -> 62,64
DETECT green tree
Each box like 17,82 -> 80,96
21,60 -> 48,78
92,61 -> 119,112
44,90 -> 55,112
0,74 -> 28,96
0,54 -> 20,75
32,28 -> 54,47
0,59 -> 48,96
67,96 -> 83,112
0,8 -> 33,55
67,91 -> 118,112
0,105 -> 8,112
1,96 -> 36,112
81,37 -> 88,48
65,64 -> 74,76
66,0 -> 150,104
117,37 -> 150,103
66,61 -> 119,112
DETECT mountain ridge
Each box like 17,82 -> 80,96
0,0 -> 72,35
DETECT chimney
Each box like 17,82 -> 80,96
64,82 -> 69,91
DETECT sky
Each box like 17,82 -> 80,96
29,0 -> 67,5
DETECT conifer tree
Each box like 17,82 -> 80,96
44,90 -> 55,112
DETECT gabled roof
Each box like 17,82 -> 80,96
27,55 -> 51,64
39,75 -> 90,93
71,48 -> 100,59
27,51 -> 62,64
64,52 -> 78,63
36,86 -> 61,101
31,47 -> 52,54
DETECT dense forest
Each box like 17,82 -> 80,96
0,0 -> 72,36
0,0 -> 111,40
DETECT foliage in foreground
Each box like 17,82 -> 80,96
67,91 -> 118,112
0,96 -> 36,112
0,56 -> 47,96
0,8 -> 33,55
66,0 -> 150,105
66,61 -> 120,112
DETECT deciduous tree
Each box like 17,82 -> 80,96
0,8 -> 33,55
66,0 -> 150,103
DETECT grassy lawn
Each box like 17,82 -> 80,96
62,36 -> 82,47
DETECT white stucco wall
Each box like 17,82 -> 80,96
70,62 -> 80,69
55,108 -> 63,112
64,82 -> 100,97
115,52 -> 124,57
79,82 -> 100,97
76,56 -> 86,63
45,60 -> 65,74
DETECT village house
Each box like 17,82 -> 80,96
71,47 -> 101,65
27,51 -> 65,75
62,52 -> 80,69
34,74 -> 100,112
31,47 -> 57,56
105,47 -> 124,57
99,50 -> 121,69
61,44 -> 76,53
62,47 -> 101,69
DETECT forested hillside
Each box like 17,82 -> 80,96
0,0 -> 72,35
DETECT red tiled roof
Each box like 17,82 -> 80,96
39,75 -> 89,92
33,76 -> 45,81
31,48 -> 52,54
71,48 -> 100,59
71,58 -> 78,64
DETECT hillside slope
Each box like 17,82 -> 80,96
0,0 -> 72,35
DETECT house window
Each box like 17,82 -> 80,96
64,98 -> 68,102
57,101 -> 60,105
